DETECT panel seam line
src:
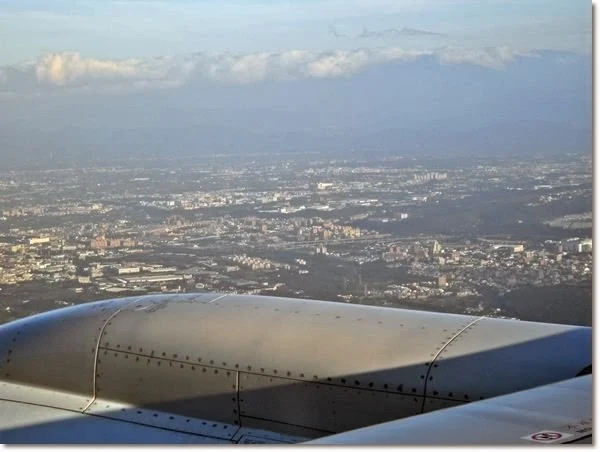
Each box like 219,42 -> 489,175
82,298 -> 145,413
420,316 -> 485,412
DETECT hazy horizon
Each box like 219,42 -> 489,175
0,0 -> 592,167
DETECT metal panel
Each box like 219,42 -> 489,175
100,294 -> 478,399
307,375 -> 592,445
0,398 -> 230,444
239,416 -> 328,440
94,349 -> 238,433
426,318 -> 592,402
421,396 -> 465,414
231,426 -> 308,444
0,297 -> 140,402
0,381 -> 92,413
239,373 -> 423,433
86,398 -> 238,441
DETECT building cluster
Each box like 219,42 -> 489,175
0,154 -> 592,320
386,238 -> 593,299
2,203 -> 108,218
229,254 -> 274,271
412,172 -> 448,183
90,235 -> 137,250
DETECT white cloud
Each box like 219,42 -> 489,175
35,52 -> 139,85
0,46 -> 537,95
436,46 -> 535,70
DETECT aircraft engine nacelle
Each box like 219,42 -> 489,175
0,294 -> 591,442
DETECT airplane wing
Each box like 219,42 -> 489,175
0,293 -> 592,444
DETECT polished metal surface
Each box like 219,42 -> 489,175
0,297 -> 142,409
0,293 -> 592,443
0,394 -> 228,444
425,316 -> 592,403
307,375 -> 593,445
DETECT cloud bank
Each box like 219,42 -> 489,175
0,46 -> 536,95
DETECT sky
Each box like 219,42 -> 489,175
0,0 -> 593,165
0,0 -> 592,64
